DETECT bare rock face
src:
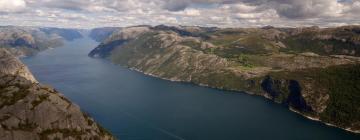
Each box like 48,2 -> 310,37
0,49 -> 114,139
0,48 -> 36,83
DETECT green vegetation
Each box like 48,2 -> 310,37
191,69 -> 250,91
236,54 -> 254,68
316,65 -> 360,128
282,34 -> 360,56
97,25 -> 360,132
266,65 -> 360,128
205,29 -> 248,46
179,40 -> 202,50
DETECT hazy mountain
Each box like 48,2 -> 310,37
89,27 -> 121,42
0,26 -> 83,56
39,27 -> 83,41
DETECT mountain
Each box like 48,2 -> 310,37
89,27 -> 121,42
39,27 -> 83,41
0,48 -> 114,139
89,25 -> 360,133
0,26 -> 83,56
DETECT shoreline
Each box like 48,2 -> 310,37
125,65 -> 360,134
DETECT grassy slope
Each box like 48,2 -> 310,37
266,65 -> 360,130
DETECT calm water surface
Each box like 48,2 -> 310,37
22,37 -> 360,140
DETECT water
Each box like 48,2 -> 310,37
21,37 -> 360,140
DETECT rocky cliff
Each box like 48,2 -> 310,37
0,48 -> 114,139
0,49 -> 36,83
89,25 -> 360,133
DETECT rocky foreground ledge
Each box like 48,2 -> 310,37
0,48 -> 114,139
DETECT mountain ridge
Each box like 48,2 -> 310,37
0,26 -> 83,57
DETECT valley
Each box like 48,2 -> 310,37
23,35 -> 360,140
0,25 -> 359,139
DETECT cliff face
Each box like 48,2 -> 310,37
89,25 -> 360,133
0,49 -> 36,83
0,48 -> 114,139
0,26 -> 83,56
256,65 -> 360,132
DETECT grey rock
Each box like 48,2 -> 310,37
0,48 -> 114,140
0,48 -> 36,82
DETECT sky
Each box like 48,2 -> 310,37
0,0 -> 359,29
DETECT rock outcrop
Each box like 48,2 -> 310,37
0,49 -> 36,83
0,48 -> 114,139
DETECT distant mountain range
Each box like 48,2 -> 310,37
89,25 -> 360,133
0,26 -> 83,56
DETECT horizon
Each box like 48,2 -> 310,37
0,0 -> 359,29
1,23 -> 360,30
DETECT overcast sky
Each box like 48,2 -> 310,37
0,0 -> 359,29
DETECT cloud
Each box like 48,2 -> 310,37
163,0 -> 189,11
265,0 -> 344,19
343,0 -> 360,15
0,0 -> 359,28
176,9 -> 201,16
159,0 -> 352,19
0,0 -> 26,13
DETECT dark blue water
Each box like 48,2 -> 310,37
21,37 -> 360,140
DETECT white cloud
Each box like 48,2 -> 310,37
177,9 -> 201,16
0,0 -> 359,28
0,0 -> 26,13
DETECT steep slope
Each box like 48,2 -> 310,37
89,25 -> 360,133
0,26 -> 83,56
89,26 -> 150,58
0,48 -> 114,139
0,49 -> 36,83
255,65 -> 360,132
89,27 -> 120,42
